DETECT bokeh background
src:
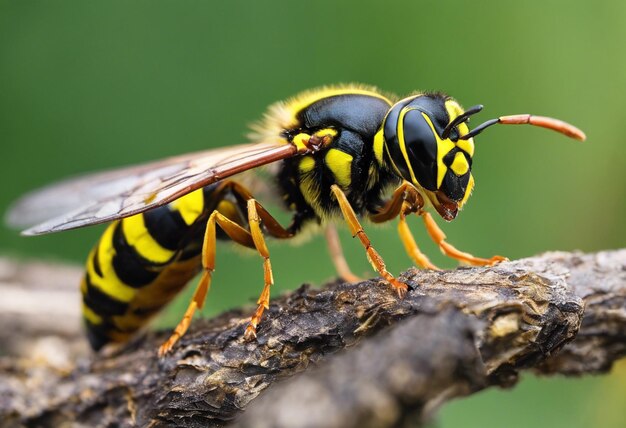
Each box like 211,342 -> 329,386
1,1 -> 624,427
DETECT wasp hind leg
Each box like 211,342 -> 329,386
421,211 -> 507,266
330,185 -> 408,298
158,209 -> 254,356
324,223 -> 362,283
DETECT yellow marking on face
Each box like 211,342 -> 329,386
421,113 -> 455,189
87,223 -> 136,302
325,148 -> 353,187
299,155 -> 316,174
397,107 -> 419,184
171,189 -> 205,226
450,151 -> 470,176
445,100 -> 463,121
82,303 -> 103,325
445,99 -> 474,155
444,100 -> 469,136
459,173 -> 475,208
373,128 -> 385,165
122,214 -> 175,264
457,137 -> 475,157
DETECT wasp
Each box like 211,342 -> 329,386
6,85 -> 585,355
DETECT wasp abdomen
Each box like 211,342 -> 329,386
81,183 -> 244,350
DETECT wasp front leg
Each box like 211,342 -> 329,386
421,211 -> 507,266
330,185 -> 408,297
370,182 -> 439,270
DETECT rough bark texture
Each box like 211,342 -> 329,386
0,250 -> 624,428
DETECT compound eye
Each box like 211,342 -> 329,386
384,106 -> 439,190
401,109 -> 438,189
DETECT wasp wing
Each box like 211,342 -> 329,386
6,141 -> 297,236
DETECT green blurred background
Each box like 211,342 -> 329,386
1,1 -> 624,427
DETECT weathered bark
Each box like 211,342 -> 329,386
0,250 -> 624,428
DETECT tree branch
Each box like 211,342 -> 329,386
0,250 -> 624,427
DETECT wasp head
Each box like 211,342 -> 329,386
381,93 -> 477,221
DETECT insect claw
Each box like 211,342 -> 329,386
487,255 -> 509,265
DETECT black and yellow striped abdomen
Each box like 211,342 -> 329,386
81,183 -> 245,350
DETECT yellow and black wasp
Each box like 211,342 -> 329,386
6,85 -> 585,355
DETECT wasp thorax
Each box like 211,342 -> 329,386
382,93 -> 475,220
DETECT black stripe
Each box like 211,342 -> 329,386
131,305 -> 163,317
92,245 -> 103,277
111,223 -> 160,287
143,205 -> 190,251
83,273 -> 129,317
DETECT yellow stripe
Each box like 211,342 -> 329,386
383,135 -> 404,177
450,151 -> 470,176
445,100 -> 474,156
299,175 -> 321,211
457,138 -> 475,157
286,84 -> 393,126
87,223 -> 136,302
122,214 -> 175,264
82,303 -> 103,325
421,113 -> 455,188
171,189 -> 205,226
373,128 -> 385,165
325,149 -> 353,187
397,107 -> 419,184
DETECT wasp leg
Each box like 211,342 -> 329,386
227,181 -> 294,240
158,210 -> 254,356
421,211 -> 507,266
243,199 -> 277,341
324,223 -> 361,283
398,205 -> 440,270
370,182 -> 439,270
330,185 -> 408,298
214,181 -> 294,341
369,182 -> 415,223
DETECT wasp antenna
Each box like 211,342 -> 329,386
461,114 -> 586,141
499,114 -> 586,141
459,118 -> 499,140
442,104 -> 483,139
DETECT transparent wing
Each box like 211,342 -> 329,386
6,141 -> 297,235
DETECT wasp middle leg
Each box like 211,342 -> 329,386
421,211 -> 507,266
